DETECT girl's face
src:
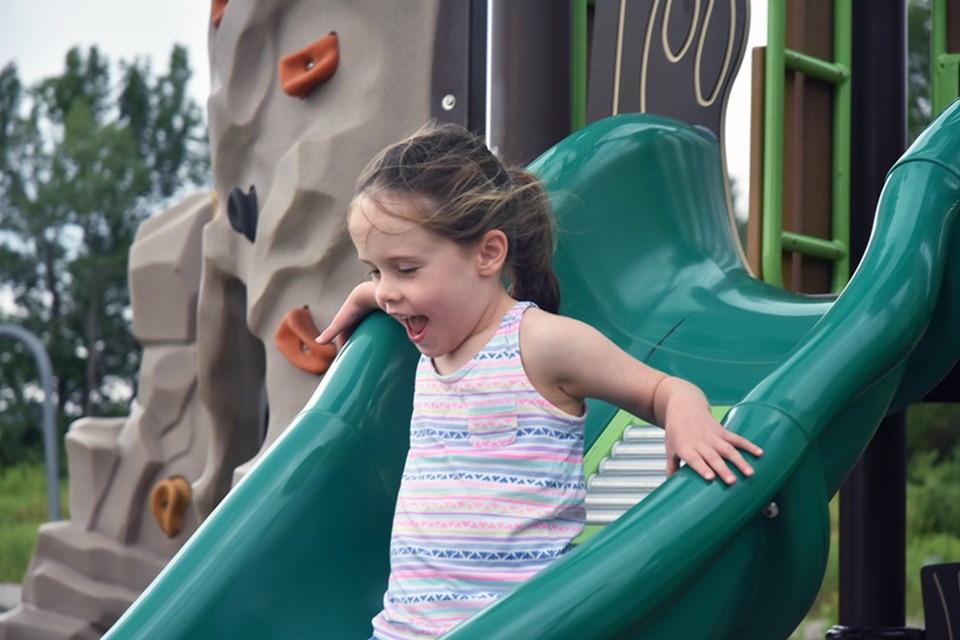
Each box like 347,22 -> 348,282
348,193 -> 506,364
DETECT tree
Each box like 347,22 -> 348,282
0,45 -> 209,465
908,0 -> 933,141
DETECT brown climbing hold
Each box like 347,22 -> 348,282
211,0 -> 228,28
150,477 -> 192,538
275,306 -> 338,374
278,32 -> 340,99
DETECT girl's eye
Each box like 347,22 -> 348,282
397,267 -> 419,275
368,268 -> 381,279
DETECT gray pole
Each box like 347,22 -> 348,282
485,0 -> 572,165
0,324 -> 61,521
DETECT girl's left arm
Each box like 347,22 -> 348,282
521,310 -> 762,485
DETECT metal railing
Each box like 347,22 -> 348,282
0,324 -> 62,521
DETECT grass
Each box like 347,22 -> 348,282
790,497 -> 960,637
0,463 -> 68,583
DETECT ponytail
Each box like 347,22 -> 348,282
503,168 -> 561,314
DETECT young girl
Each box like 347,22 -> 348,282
317,123 -> 763,640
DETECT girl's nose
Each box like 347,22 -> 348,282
376,276 -> 401,305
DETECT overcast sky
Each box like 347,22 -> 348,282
0,0 -> 211,107
0,1 -> 764,215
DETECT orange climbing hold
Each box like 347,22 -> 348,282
210,0 -> 230,29
275,306 -> 338,374
278,32 -> 340,98
211,0 -> 228,28
150,477 -> 192,538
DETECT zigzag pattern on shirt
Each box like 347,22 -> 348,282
409,426 -> 583,441
390,546 -> 567,562
473,348 -> 520,361
400,471 -> 585,490
388,592 -> 503,605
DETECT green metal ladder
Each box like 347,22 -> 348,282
762,0 -> 853,293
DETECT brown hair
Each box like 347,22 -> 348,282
353,122 -> 561,313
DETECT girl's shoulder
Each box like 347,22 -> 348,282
520,306 -> 596,337
519,307 -> 605,367
517,307 -> 595,414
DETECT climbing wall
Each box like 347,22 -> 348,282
0,0 -> 449,636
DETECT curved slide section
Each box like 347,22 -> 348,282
103,313 -> 420,638
104,101 -> 960,639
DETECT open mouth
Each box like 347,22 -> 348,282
403,315 -> 428,343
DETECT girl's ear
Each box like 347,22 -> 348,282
477,229 -> 509,276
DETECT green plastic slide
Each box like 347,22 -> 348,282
104,99 -> 960,639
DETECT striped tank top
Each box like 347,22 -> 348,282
372,301 -> 587,640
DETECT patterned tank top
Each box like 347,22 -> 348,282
371,301 -> 587,640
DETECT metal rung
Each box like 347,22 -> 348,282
621,426 -> 665,442
611,441 -> 665,458
784,48 -> 848,84
585,492 -> 647,509
588,475 -> 665,492
599,457 -> 665,474
781,230 -> 847,261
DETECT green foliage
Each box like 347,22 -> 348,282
907,450 -> 960,536
0,463 -> 69,583
905,533 -> 960,622
0,45 -> 209,464
908,0 -> 933,141
805,498 -> 841,624
791,459 -> 960,636
907,403 -> 960,462
118,46 -> 209,202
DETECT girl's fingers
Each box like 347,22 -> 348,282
716,449 -> 754,481
723,430 -> 764,457
672,434 -> 760,485
680,451 -> 717,483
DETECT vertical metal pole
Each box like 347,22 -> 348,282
761,1 -> 787,289
571,0 -> 589,132
832,0 -> 854,292
839,413 -> 908,626
486,0 -> 572,165
0,324 -> 62,521
838,0 -> 908,627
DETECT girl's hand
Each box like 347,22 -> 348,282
316,282 -> 379,348
662,392 -> 763,485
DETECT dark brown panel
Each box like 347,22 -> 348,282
587,0 -> 749,142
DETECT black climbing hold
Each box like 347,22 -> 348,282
227,185 -> 258,243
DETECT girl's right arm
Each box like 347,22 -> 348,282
521,309 -> 762,485
316,281 -> 379,347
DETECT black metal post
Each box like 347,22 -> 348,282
839,412 -> 908,626
837,0 -> 908,630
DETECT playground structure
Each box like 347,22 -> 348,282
1,0 -> 959,638
102,97 -> 960,638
